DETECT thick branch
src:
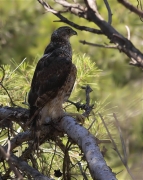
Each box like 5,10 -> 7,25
5,131 -> 32,151
59,116 -> 117,180
10,154 -> 52,180
84,0 -> 143,67
0,106 -> 28,124
0,105 -> 116,180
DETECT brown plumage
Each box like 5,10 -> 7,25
28,26 -> 77,125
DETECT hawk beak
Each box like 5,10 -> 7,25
73,30 -> 78,36
71,29 -> 77,36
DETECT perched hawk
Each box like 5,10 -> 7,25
28,26 -> 77,125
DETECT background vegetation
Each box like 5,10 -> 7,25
0,0 -> 143,179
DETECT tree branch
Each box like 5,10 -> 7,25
117,0 -> 143,18
84,0 -> 143,67
59,115 -> 117,180
80,40 -> 117,49
0,106 -> 28,129
103,0 -> 112,24
11,154 -> 53,180
99,113 -> 135,180
0,144 -> 23,179
37,0 -> 102,34
0,105 -> 117,180
37,0 -> 143,68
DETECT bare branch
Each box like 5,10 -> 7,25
10,154 -> 53,180
1,131 -> 32,157
38,0 -> 102,34
7,140 -> 11,159
84,0 -> 104,20
54,0 -> 84,10
113,113 -> 135,180
99,113 -> 135,180
117,0 -> 143,18
80,40 -> 117,49
0,106 -> 28,129
48,143 -> 57,176
67,85 -> 94,117
60,115 -> 117,180
0,104 -> 116,179
81,85 -> 94,117
37,0 -> 143,67
99,113 -> 125,162
78,162 -> 88,180
62,140 -> 72,179
84,0 -> 143,67
0,145 -> 23,179
125,25 -> 130,40
113,114 -> 127,163
103,0 -> 112,24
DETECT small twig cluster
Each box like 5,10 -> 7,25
67,85 -> 94,118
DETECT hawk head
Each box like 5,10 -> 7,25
51,26 -> 77,42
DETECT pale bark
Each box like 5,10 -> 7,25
0,106 -> 117,180
60,116 -> 117,180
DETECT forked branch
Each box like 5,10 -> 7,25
37,0 -> 143,68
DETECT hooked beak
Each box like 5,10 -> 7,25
71,29 -> 78,36
73,30 -> 78,36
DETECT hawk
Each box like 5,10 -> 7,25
28,26 -> 77,126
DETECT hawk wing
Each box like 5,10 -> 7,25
28,54 -> 72,113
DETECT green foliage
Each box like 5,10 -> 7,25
0,53 -> 101,106
0,53 -> 131,179
1,0 -> 143,179
0,53 -> 103,179
0,58 -> 32,107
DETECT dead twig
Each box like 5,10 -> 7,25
67,85 -> 94,118
117,0 -> 143,18
80,40 -> 117,49
0,142 -> 23,180
63,139 -> 72,180
103,0 -> 112,24
48,143 -> 57,176
38,0 -> 103,34
11,153 -> 51,180
82,85 -> 94,118
99,113 -> 135,180
78,161 -> 88,180
125,25 -> 130,40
